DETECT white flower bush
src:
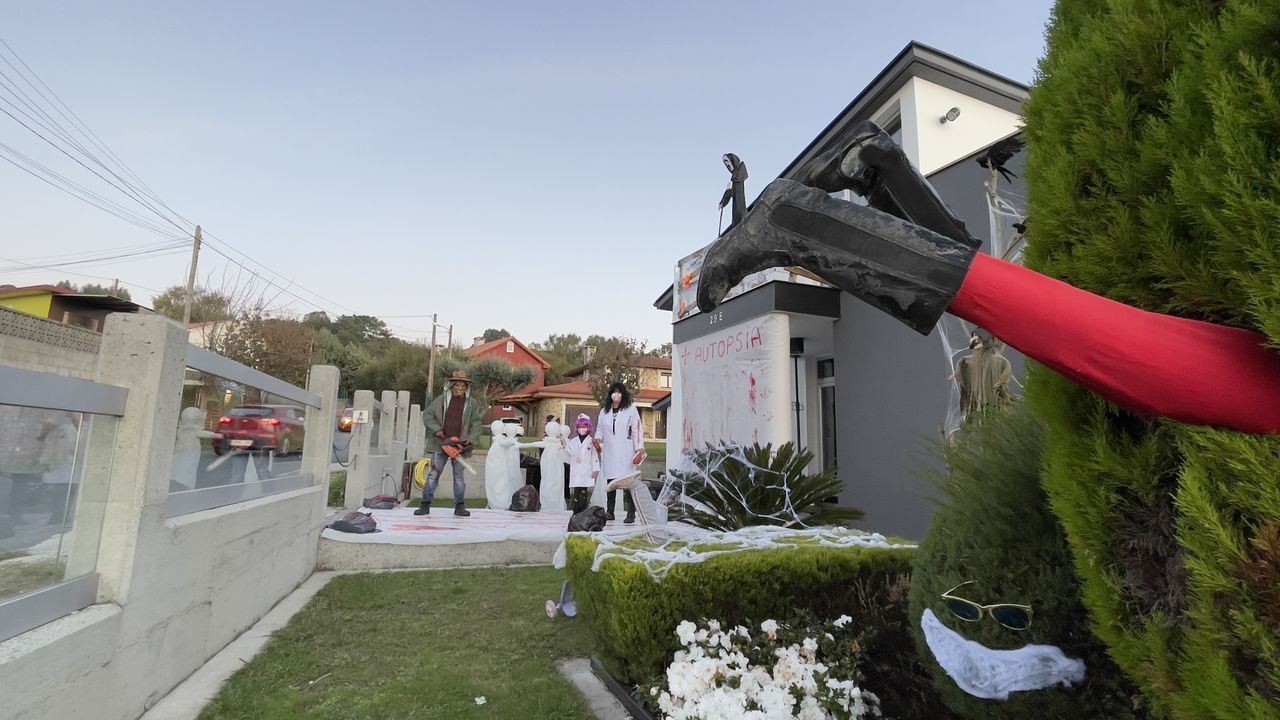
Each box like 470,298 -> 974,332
651,616 -> 881,720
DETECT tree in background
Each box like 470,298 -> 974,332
586,336 -> 647,405
52,280 -> 132,301
330,314 -> 393,347
428,351 -> 535,411
215,316 -> 320,388
302,311 -> 331,330
481,327 -> 512,343
1023,0 -> 1280,715
532,332 -> 587,384
355,342 -> 431,406
151,285 -> 232,324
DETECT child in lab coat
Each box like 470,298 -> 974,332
565,414 -> 600,513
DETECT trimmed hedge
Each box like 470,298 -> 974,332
909,405 -> 1146,719
563,535 -> 946,718
1024,1 -> 1280,717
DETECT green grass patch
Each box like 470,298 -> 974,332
0,558 -> 65,600
200,566 -> 594,720
0,550 -> 30,563
644,440 -> 666,462
327,471 -> 346,507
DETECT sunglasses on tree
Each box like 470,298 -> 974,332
941,581 -> 1033,631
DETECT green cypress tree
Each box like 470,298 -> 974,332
909,405 -> 1147,719
1022,1 -> 1280,717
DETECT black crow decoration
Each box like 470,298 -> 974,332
977,136 -> 1025,183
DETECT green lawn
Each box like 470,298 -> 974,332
644,441 -> 667,463
0,558 -> 65,601
199,567 -> 595,720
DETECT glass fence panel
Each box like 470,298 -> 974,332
0,404 -> 116,603
170,367 -> 309,499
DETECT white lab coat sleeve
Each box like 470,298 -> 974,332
594,408 -> 606,441
631,407 -> 645,454
591,445 -> 601,475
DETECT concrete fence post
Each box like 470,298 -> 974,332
407,404 -> 424,460
378,390 -> 395,454
345,390 -> 374,508
303,365 -> 340,508
395,390 -> 410,448
89,314 -> 188,603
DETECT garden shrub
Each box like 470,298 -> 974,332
564,535 -> 946,718
909,405 -> 1146,719
667,442 -> 864,530
1023,1 -> 1280,716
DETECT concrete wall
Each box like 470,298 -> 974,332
833,147 -> 1027,540
0,314 -> 337,720
0,305 -> 100,378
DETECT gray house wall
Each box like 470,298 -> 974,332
833,143 -> 1027,540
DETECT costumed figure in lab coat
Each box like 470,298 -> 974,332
527,421 -> 567,512
484,420 -> 517,509
173,407 -> 221,491
595,382 -> 647,524
566,414 -> 601,513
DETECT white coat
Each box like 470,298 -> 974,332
566,434 -> 600,490
596,404 -> 644,480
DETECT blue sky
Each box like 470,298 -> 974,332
0,1 -> 1054,347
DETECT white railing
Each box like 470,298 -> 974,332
0,364 -> 125,643
165,346 -> 324,517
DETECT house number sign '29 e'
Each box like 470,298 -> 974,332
707,311 -> 725,326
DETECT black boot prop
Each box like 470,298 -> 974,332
801,121 -> 980,248
454,504 -> 471,517
697,178 -> 977,335
413,504 -> 430,516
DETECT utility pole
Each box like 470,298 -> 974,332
182,225 -> 202,326
447,324 -> 453,350
426,312 -> 438,398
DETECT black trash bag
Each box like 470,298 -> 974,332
510,484 -> 541,512
329,511 -> 378,534
567,505 -> 608,532
362,494 -> 397,510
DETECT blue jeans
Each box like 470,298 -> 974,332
422,450 -> 466,506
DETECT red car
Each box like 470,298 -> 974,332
212,404 -> 306,456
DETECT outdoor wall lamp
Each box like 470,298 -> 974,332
940,107 -> 961,124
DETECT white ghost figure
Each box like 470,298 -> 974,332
503,423 -> 524,504
484,420 -> 515,509
920,609 -> 1086,701
523,421 -> 566,512
173,407 -> 221,490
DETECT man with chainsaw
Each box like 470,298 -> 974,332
415,370 -> 482,517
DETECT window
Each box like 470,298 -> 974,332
660,373 -> 672,389
887,120 -> 903,147
505,341 -> 515,353
817,358 -> 835,379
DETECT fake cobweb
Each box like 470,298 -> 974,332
938,177 -> 1027,441
655,443 -> 835,529
553,444 -> 914,581
554,523 -> 913,582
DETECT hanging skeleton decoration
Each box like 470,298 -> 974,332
697,121 -> 1280,436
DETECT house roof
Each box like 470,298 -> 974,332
0,284 -> 149,313
0,284 -> 74,298
653,41 -> 1031,311
566,355 -> 672,377
499,380 -> 671,405
463,335 -> 551,369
